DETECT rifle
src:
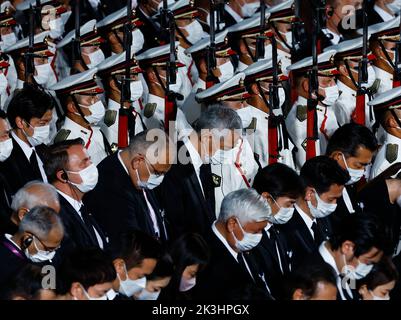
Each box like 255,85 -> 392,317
71,0 -> 81,69
255,0 -> 266,61
306,0 -> 326,160
393,10 -> 401,87
291,0 -> 306,61
118,0 -> 133,149
205,1 -> 218,89
160,0 -> 178,131
25,4 -> 36,84
353,0 -> 368,126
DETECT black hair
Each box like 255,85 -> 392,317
147,253 -> 175,281
117,230 -> 164,270
0,109 -> 7,119
300,156 -> 350,194
44,138 -> 85,183
357,256 -> 399,291
7,84 -> 54,128
0,264 -> 52,300
286,261 -> 337,300
329,214 -> 386,257
253,163 -> 304,199
167,233 -> 210,292
326,123 -> 378,158
56,247 -> 116,294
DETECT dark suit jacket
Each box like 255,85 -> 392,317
0,138 -> 47,198
84,153 -> 168,254
193,230 -> 272,300
329,184 -> 361,229
0,171 -> 12,235
57,195 -> 108,252
136,7 -> 164,50
156,142 -> 215,240
0,235 -> 28,287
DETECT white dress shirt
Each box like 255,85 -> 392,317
295,203 -> 316,239
183,137 -> 204,196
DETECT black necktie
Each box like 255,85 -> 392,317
237,252 -> 252,279
199,164 -> 215,219
269,227 -> 286,274
79,204 -> 99,247
29,150 -> 43,181
311,222 -> 322,245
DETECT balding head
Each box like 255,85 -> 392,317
11,181 -> 60,226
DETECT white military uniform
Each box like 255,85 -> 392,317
334,80 -> 375,129
100,99 -> 145,148
286,96 -> 338,170
211,137 -> 258,215
177,45 -> 199,86
373,66 -> 393,96
55,117 -> 108,165
370,132 -> 401,179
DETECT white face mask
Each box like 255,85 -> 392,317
0,138 -> 13,162
81,285 -> 108,301
34,63 -> 52,85
179,20 -> 204,45
267,197 -> 294,224
260,84 -> 286,109
342,255 -> 374,280
341,153 -> 365,185
135,160 -> 165,190
85,49 -> 105,68
241,1 -> 259,17
160,72 -> 182,93
366,65 -> 377,89
308,191 -> 337,218
218,60 -> 234,83
232,218 -> 263,252
210,145 -> 237,165
387,0 -> 401,14
0,32 -> 17,50
321,84 -> 339,106
131,28 -> 145,54
370,291 -> 390,301
25,236 -> 56,263
67,163 -> 99,193
130,80 -> 144,101
118,263 -> 147,297
136,288 -> 161,300
0,72 -> 8,95
179,276 -> 196,292
48,17 -> 64,39
24,122 -> 50,146
278,53 -> 291,76
79,100 -> 105,124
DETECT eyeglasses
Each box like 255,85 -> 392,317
144,157 -> 165,177
30,234 -> 61,252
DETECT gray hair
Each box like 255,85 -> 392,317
11,181 -> 59,212
218,188 -> 271,224
19,206 -> 64,240
195,104 -> 243,133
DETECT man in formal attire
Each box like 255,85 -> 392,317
158,104 -> 242,240
50,68 -> 110,166
5,181 -> 60,235
1,85 -> 53,197
194,188 -> 273,300
0,206 -> 64,287
297,214 -> 385,300
136,0 -> 166,49
250,163 -> 304,299
45,138 -> 108,256
85,130 -> 171,254
326,123 -> 378,225
281,156 -> 349,270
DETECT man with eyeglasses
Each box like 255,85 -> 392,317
50,68 -> 111,166
84,130 -> 172,254
0,206 -> 64,287
44,138 -> 108,261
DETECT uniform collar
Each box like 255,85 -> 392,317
385,132 -> 401,145
64,116 -> 92,135
295,96 -> 308,106
147,93 -> 164,106
224,4 -> 243,23
337,80 -> 356,97
108,99 -> 120,110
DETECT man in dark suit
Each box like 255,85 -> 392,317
296,214 -> 386,301
157,105 -> 242,240
0,85 -> 54,198
194,189 -> 273,300
84,130 -> 171,254
280,156 -> 349,271
137,0 -> 166,49
44,138 -> 108,257
250,163 -> 305,299
326,124 -> 378,227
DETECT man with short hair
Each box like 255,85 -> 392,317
45,138 -> 107,253
111,230 -> 163,298
281,156 -> 350,270
0,206 -> 64,287
326,123 -> 378,221
5,181 -> 60,235
85,130 -> 171,253
158,104 -> 243,240
1,85 -> 54,195
194,188 -> 273,300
